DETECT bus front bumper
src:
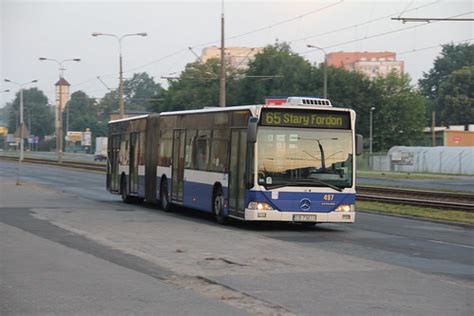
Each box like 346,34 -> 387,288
244,209 -> 355,223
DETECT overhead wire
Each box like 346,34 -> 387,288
69,1 -> 346,96
123,0 -> 344,75
397,38 -> 473,56
398,0 -> 415,18
189,0 -> 345,50
289,1 -> 438,44
70,1 -> 469,100
302,10 -> 474,52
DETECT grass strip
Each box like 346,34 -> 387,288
356,201 -> 474,225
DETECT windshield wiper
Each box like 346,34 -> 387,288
264,179 -> 343,192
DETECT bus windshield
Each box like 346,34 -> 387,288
257,127 -> 353,190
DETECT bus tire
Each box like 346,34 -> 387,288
213,186 -> 227,225
160,178 -> 171,212
120,175 -> 133,204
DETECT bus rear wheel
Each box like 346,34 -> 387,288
213,187 -> 227,225
160,179 -> 171,212
121,176 -> 132,204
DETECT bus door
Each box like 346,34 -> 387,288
129,132 -> 139,195
171,129 -> 185,203
110,134 -> 121,192
229,129 -> 247,217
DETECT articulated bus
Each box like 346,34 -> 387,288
107,97 -> 363,225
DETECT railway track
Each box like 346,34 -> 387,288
2,156 -> 473,211
357,186 -> 474,212
0,156 -> 106,172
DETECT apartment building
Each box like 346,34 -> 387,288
201,47 -> 264,70
326,52 -> 404,80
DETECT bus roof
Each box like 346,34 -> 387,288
109,114 -> 149,124
109,97 -> 352,124
160,105 -> 258,117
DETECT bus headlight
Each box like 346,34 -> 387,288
248,202 -> 274,211
335,204 -> 354,212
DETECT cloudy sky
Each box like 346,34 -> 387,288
1,0 -> 472,107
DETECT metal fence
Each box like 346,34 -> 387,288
360,146 -> 474,175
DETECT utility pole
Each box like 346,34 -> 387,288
92,32 -> 148,118
4,79 -> 37,185
431,111 -> 436,147
307,45 -> 328,99
369,107 -> 375,169
219,1 -> 226,107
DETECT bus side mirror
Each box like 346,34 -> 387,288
356,134 -> 363,156
247,117 -> 258,143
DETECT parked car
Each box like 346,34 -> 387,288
94,154 -> 107,162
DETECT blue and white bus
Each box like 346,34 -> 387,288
107,97 -> 363,225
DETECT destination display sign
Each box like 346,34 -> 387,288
260,109 -> 351,129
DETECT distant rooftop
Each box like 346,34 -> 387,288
55,77 -> 71,86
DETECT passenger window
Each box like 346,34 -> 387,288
185,130 -> 197,169
210,140 -> 228,172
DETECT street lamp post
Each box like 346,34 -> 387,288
39,57 -> 80,163
92,32 -> 147,118
4,79 -> 38,185
307,45 -> 328,99
369,107 -> 376,169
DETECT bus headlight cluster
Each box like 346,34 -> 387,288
335,204 -> 354,212
248,202 -> 274,211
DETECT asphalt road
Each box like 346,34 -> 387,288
0,160 -> 473,315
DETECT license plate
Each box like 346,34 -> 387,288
293,215 -> 317,221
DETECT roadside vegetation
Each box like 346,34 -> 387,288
2,43 -> 472,153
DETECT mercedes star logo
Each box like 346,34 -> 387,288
300,198 -> 311,211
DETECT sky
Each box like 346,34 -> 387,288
1,0 -> 472,107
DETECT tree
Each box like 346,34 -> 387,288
309,66 -> 375,136
157,59 -> 227,112
371,73 -> 427,151
419,43 -> 474,99
7,88 -> 54,139
124,72 -> 163,111
237,42 -> 312,104
0,102 -> 13,128
66,90 -> 107,137
437,66 -> 474,126
419,43 -> 474,124
96,90 -> 118,122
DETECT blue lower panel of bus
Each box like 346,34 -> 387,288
183,181 -> 229,213
246,191 -> 356,213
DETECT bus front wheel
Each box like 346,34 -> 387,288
160,179 -> 171,212
213,187 -> 227,225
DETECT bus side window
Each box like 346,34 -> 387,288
185,130 -> 197,169
196,137 -> 209,170
159,138 -> 172,167
196,130 -> 211,170
119,136 -> 129,165
210,140 -> 228,172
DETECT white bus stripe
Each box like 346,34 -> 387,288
184,169 -> 228,187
